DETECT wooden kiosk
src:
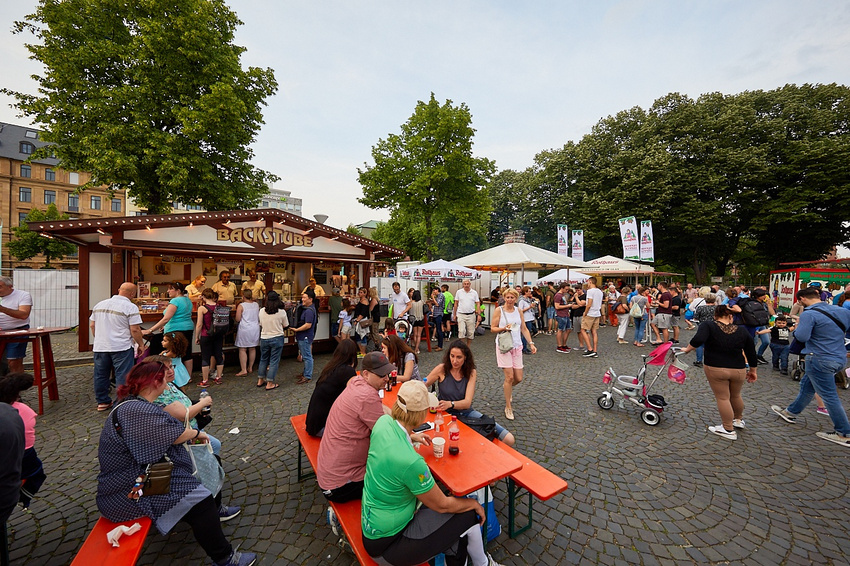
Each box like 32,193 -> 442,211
31,209 -> 403,356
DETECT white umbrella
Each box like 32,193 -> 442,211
397,259 -> 480,282
453,242 -> 594,282
535,269 -> 590,285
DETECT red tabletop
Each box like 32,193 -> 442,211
0,326 -> 70,414
381,384 -> 521,496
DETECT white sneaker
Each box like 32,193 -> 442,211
326,506 -> 340,536
708,425 -> 737,440
732,419 -> 746,429
815,431 -> 850,447
771,405 -> 797,423
486,554 -> 504,566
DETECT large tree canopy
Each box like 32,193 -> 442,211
358,94 -> 495,261
4,0 -> 278,214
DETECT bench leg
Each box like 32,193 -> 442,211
506,478 -> 534,538
297,441 -> 315,482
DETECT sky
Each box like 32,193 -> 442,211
2,1 -> 850,231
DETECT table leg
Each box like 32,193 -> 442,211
41,334 -> 59,401
32,337 -> 45,415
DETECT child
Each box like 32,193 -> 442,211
162,331 -> 191,388
337,298 -> 353,342
381,317 -> 396,340
0,373 -> 46,510
757,315 -> 793,375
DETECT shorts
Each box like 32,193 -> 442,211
572,316 -> 582,329
3,325 -> 30,358
339,324 -> 352,337
581,316 -> 601,332
457,313 -> 476,339
555,316 -> 571,331
670,316 -> 680,328
496,345 -> 524,369
412,319 -> 425,328
547,306 -> 556,318
654,313 -> 673,329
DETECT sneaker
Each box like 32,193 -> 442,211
582,350 -> 598,358
556,346 -> 567,353
97,402 -> 113,411
215,551 -> 257,566
486,553 -> 504,566
780,369 -> 789,376
708,425 -> 737,440
326,506 -> 341,536
732,419 -> 746,429
817,407 -> 829,416
771,405 -> 797,423
815,431 -> 850,447
757,356 -> 769,365
692,361 -> 703,367
772,365 -> 780,371
617,338 -> 629,344
671,339 -> 680,344
219,505 -> 242,522
563,346 -> 572,353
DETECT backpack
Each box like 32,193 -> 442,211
738,297 -> 770,327
206,304 -> 231,335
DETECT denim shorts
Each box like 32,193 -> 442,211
556,316 -> 571,331
3,325 -> 30,358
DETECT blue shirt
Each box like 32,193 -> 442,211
164,296 -> 194,332
296,305 -> 317,342
793,302 -> 850,363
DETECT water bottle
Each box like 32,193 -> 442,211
434,410 -> 444,433
199,389 -> 211,416
448,416 -> 460,455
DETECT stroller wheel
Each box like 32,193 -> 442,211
792,369 -> 801,381
640,408 -> 661,426
597,394 -> 614,410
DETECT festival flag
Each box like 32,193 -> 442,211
618,216 -> 639,260
571,230 -> 584,262
640,220 -> 655,262
557,224 -> 569,256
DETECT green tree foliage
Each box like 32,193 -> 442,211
345,224 -> 362,236
4,0 -> 278,214
8,204 -> 77,268
358,94 -> 495,261
493,84 -> 850,282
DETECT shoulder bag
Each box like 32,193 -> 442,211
112,402 -> 173,498
182,406 -> 225,497
456,413 -> 498,440
497,308 -> 514,354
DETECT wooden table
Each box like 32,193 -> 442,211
0,327 -> 69,414
381,386 -> 521,496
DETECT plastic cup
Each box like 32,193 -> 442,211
432,437 -> 446,458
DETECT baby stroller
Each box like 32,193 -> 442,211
597,342 -> 687,426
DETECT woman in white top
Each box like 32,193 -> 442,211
491,288 -> 536,421
235,288 -> 261,376
408,290 -> 425,354
256,291 -> 289,390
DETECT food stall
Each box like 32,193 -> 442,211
30,209 -> 403,356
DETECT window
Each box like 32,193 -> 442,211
111,198 -> 122,212
24,130 -> 38,139
69,172 -> 79,185
262,200 -> 269,207
19,212 -> 29,224
19,187 -> 31,202
186,204 -> 202,211
68,194 -> 79,212
20,142 -> 35,154
44,190 -> 56,205
91,196 -> 101,210
20,165 -> 31,178
135,211 -> 146,216
45,169 -> 56,181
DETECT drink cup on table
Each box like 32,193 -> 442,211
432,437 -> 446,458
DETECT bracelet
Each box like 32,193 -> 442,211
194,429 -> 201,438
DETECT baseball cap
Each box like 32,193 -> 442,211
396,380 -> 439,413
361,352 -> 396,377
809,282 -> 822,288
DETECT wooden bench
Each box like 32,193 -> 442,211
493,439 -> 569,537
70,516 -> 152,566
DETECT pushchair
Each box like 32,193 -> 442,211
597,342 -> 687,426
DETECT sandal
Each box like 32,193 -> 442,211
256,380 -> 266,388
265,383 -> 279,390
504,407 -> 514,420
198,380 -> 210,388
214,377 -> 223,385
296,376 -> 311,385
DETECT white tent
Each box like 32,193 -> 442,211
586,255 -> 654,274
397,259 -> 480,282
453,243 -> 594,285
535,269 -> 590,286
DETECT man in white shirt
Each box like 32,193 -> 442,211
0,276 -> 34,374
390,282 -> 411,320
581,277 -> 604,358
452,279 -> 481,346
89,282 -> 144,411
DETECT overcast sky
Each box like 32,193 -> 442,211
2,1 -> 849,230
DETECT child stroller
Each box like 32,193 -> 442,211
597,342 -> 687,426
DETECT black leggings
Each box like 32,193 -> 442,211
200,333 -> 225,368
363,509 -> 477,566
181,495 -> 231,563
322,481 -> 363,503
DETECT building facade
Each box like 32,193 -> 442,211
0,122 -> 126,272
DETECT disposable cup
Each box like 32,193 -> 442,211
432,437 -> 446,458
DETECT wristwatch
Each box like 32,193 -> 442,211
451,401 -> 455,409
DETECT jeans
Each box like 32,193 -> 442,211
757,329 -> 770,357
695,345 -> 705,363
298,338 -> 314,380
258,335 -> 285,382
787,354 -> 850,436
93,348 -> 135,404
432,314 -> 444,348
770,343 -> 790,370
633,316 -> 647,343
522,321 -> 535,353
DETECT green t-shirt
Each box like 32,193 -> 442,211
361,415 -> 435,539
329,295 -> 343,320
442,291 -> 454,314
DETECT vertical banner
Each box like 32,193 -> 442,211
618,216 -> 639,260
557,224 -> 569,256
571,230 -> 584,262
640,220 -> 655,262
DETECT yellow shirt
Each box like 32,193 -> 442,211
241,279 -> 266,300
302,285 -> 325,297
211,281 -> 238,305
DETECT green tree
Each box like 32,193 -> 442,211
358,94 -> 495,261
4,0 -> 278,214
345,224 -> 362,236
8,204 -> 77,268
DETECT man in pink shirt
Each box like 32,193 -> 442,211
316,351 -> 396,503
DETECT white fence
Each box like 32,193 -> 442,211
11,269 -> 79,329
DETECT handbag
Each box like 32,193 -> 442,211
497,331 -> 514,354
456,413 -> 498,440
112,402 -> 173,497
629,300 -> 643,318
185,442 -> 225,496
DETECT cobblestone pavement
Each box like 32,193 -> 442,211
7,324 -> 850,565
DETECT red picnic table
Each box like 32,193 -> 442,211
0,326 -> 69,414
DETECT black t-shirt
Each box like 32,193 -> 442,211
689,321 -> 757,369
353,301 -> 370,323
571,291 -> 586,318
671,294 -> 682,316
305,364 -> 357,436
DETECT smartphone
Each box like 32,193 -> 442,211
413,422 -> 435,433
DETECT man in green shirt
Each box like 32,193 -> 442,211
441,284 -> 454,339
